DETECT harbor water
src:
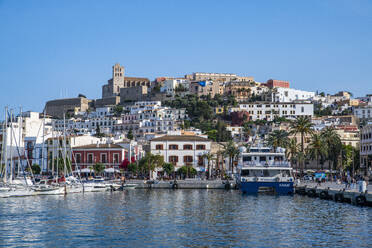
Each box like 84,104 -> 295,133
0,190 -> 371,248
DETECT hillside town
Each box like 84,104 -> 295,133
1,63 -> 372,183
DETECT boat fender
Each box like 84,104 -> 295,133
172,182 -> 178,189
307,189 -> 316,198
224,183 -> 231,190
319,191 -> 328,199
334,193 -> 344,202
355,195 -> 366,206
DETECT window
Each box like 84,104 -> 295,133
76,153 -> 81,163
155,144 -> 163,150
101,154 -> 107,163
196,144 -> 206,150
183,144 -> 193,150
87,154 -> 93,163
184,156 -> 193,163
169,144 -> 178,150
169,156 -> 178,163
301,107 -> 304,113
113,153 -> 119,163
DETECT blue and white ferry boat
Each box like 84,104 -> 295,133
237,145 -> 294,195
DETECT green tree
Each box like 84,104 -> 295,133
139,153 -> 164,179
128,162 -> 138,174
127,128 -> 134,140
321,127 -> 342,170
113,105 -> 123,117
223,141 -> 240,175
286,138 -> 300,170
93,163 -> 105,176
307,133 -> 327,170
290,116 -> 314,173
178,165 -> 197,178
95,124 -> 104,138
266,130 -> 290,151
202,152 -> 214,179
31,164 -> 41,175
162,163 -> 175,177
341,145 -> 353,172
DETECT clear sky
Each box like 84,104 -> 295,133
0,0 -> 371,113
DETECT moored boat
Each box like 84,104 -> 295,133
237,145 -> 294,195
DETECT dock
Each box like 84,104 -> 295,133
295,182 -> 372,207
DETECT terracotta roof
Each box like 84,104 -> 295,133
151,135 -> 210,142
73,144 -> 123,149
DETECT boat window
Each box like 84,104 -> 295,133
241,170 -> 250,176
242,156 -> 252,162
250,149 -> 259,152
281,170 -> 290,177
259,156 -> 266,162
263,169 -> 270,177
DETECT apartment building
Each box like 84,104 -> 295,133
150,135 -> 211,170
235,102 -> 314,121
360,124 -> 372,176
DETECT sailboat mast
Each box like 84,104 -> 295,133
63,113 -> 67,176
41,110 -> 45,173
51,122 -> 55,176
17,107 -> 22,176
3,107 -> 8,183
9,109 -> 13,183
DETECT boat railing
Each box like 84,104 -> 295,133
241,161 -> 291,167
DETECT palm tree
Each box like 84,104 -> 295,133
286,138 -> 300,170
223,140 -> 240,175
290,116 -> 314,173
202,152 -> 213,179
266,130 -> 290,151
321,127 -> 342,170
307,133 -> 328,170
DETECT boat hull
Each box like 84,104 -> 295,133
240,181 -> 294,195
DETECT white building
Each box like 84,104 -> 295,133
269,88 -> 315,102
160,79 -> 189,96
236,102 -> 314,121
353,105 -> 372,120
360,124 -> 372,176
150,135 -> 211,171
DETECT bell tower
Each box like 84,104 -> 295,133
112,63 -> 125,95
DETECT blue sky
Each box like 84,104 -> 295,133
0,0 -> 371,113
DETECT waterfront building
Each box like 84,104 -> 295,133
360,123 -> 372,176
235,102 -> 314,121
150,135 -> 211,171
71,144 -> 126,172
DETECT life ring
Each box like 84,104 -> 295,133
334,193 -> 344,202
172,182 -> 178,189
307,189 -> 316,198
355,195 -> 366,206
319,191 -> 328,200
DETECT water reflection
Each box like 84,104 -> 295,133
0,190 -> 371,247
